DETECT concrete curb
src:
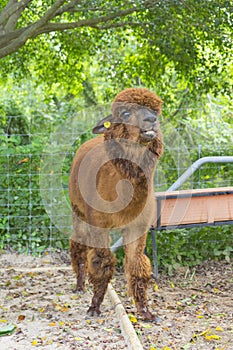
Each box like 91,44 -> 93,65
107,283 -> 144,350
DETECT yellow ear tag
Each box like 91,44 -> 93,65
104,121 -> 111,129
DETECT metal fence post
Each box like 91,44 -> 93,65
150,226 -> 159,280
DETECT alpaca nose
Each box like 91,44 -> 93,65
143,112 -> 156,123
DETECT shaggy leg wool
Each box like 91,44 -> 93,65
124,233 -> 155,320
87,248 -> 116,315
70,239 -> 88,292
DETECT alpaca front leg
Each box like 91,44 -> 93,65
87,248 -> 116,316
124,233 -> 155,320
70,239 -> 88,292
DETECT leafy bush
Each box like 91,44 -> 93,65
0,129 -> 93,254
145,226 -> 233,274
115,226 -> 233,273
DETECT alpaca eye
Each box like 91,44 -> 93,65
122,111 -> 130,119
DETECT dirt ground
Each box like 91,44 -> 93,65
0,253 -> 127,350
0,253 -> 232,350
113,260 -> 233,350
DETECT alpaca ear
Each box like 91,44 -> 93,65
92,114 -> 114,134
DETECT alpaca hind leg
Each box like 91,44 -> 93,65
70,239 -> 88,292
87,248 -> 116,315
124,233 -> 154,320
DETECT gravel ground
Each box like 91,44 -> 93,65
0,253 -> 127,350
113,260 -> 233,350
0,253 -> 232,350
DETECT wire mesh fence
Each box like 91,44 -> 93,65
0,105 -> 232,268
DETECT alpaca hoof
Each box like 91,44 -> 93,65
87,306 -> 101,316
73,285 -> 85,293
73,289 -> 84,294
137,303 -> 161,322
140,310 -> 155,321
140,311 -> 162,323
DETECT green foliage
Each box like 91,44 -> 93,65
0,134 -> 50,252
0,1 -> 232,99
146,226 -> 233,275
136,0 -> 232,96
155,114 -> 233,191
115,226 -> 233,273
0,112 -> 93,253
0,99 -> 29,144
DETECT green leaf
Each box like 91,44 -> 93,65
0,323 -> 15,337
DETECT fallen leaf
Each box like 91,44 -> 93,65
18,315 -> 26,321
48,322 -> 56,327
181,344 -> 191,350
97,319 -> 104,324
0,324 -> 15,337
205,334 -> 221,341
140,323 -> 152,329
128,314 -> 138,323
32,340 -> 38,346
13,275 -> 23,280
215,326 -> 224,332
60,307 -> 69,312
199,329 -> 210,336
104,328 -> 113,332
213,288 -> 220,293
18,158 -> 29,165
114,327 -> 121,334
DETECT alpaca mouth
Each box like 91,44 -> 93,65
142,129 -> 157,140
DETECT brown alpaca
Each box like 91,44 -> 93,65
69,88 -> 163,320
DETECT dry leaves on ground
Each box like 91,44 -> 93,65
0,253 -> 232,350
0,253 -> 127,350
113,260 -> 233,350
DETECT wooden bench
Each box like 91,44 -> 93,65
154,187 -> 233,230
149,187 -> 233,278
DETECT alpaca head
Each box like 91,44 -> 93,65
92,88 -> 162,144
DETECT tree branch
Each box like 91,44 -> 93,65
5,1 -> 32,33
54,0 -> 83,17
54,0 -> 142,17
0,0 -> 32,27
0,0 -> 67,58
33,0 -> 67,27
0,27 -> 26,48
35,7 -> 141,35
0,2 -> 145,58
91,22 -> 142,30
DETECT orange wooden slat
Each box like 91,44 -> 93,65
154,187 -> 233,227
